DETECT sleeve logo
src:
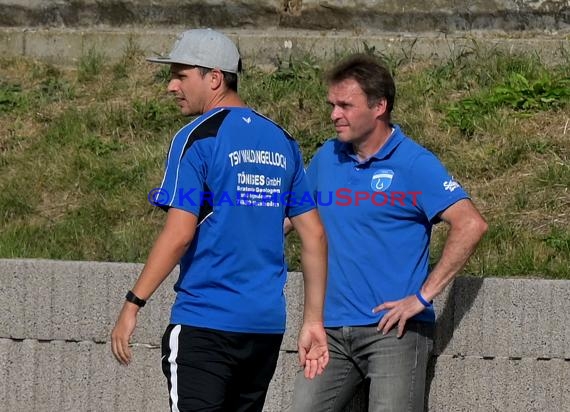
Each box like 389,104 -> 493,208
443,179 -> 461,192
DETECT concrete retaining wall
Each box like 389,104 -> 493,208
1,0 -> 570,68
1,259 -> 569,411
1,27 -> 570,69
1,0 -> 570,32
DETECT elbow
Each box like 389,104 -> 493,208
172,231 -> 195,252
313,224 -> 327,246
302,224 -> 327,250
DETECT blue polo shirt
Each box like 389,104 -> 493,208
154,107 -> 314,333
306,125 -> 468,326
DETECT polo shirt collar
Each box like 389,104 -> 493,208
339,124 -> 405,162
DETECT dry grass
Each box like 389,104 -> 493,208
0,47 -> 568,277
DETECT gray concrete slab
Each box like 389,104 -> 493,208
0,260 -> 25,338
6,339 -> 37,410
34,340 -> 65,411
60,341 -> 92,411
264,351 -> 300,412
2,28 -> 570,70
89,343 -> 121,412
521,279 -> 553,358
551,281 -> 570,359
2,259 -> 570,411
0,339 -> 9,408
451,277 -> 485,356
507,278 -> 527,358
564,360 -> 570,411
2,0 -> 570,32
481,277 -> 512,357
283,272 -> 304,352
433,281 -> 455,356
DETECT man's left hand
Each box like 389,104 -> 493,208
373,295 -> 425,337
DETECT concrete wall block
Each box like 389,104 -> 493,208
534,358 -> 567,411
76,262 -> 113,342
110,344 -> 150,412
282,272 -> 304,352
0,339 -> 10,408
481,278 -> 513,357
25,260 -> 54,339
6,339 -> 37,410
427,355 -> 466,412
0,259 -> 53,339
264,351 -> 299,412
521,280 -> 553,358
433,281 -> 455,355
0,260 -> 25,338
506,279 -> 526,358
60,341 -> 92,411
135,345 -> 169,412
487,358 -> 508,411
34,340 -> 65,411
550,281 -> 570,359
461,356 -> 495,411
560,359 -> 570,412
23,29 -> 84,64
89,343 -> 120,412
0,29 -> 24,57
450,277 -> 485,356
132,30 -> 177,61
505,357 -> 538,411
51,262 -> 81,341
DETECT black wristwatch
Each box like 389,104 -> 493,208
125,290 -> 147,307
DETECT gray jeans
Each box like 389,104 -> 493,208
290,321 -> 434,412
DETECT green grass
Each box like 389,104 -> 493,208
0,45 -> 568,278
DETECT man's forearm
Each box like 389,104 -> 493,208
131,230 -> 190,300
300,235 -> 327,323
130,209 -> 197,301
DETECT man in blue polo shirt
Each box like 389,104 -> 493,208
110,29 -> 329,411
290,54 -> 488,411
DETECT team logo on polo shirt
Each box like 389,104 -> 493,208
371,169 -> 394,192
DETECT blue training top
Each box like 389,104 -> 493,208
306,125 -> 468,326
154,107 -> 314,334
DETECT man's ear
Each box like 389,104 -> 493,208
374,97 -> 388,118
209,69 -> 224,90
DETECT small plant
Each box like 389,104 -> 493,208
154,65 -> 171,84
444,71 -> 570,136
113,37 -> 144,80
0,82 -> 24,113
78,47 -> 105,82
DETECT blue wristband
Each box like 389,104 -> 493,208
415,291 -> 432,308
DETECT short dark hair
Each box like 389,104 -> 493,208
196,58 -> 241,91
326,53 -> 395,113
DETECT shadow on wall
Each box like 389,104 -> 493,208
424,276 -> 484,410
330,276 -> 485,411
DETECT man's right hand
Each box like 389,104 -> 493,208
111,302 -> 139,365
297,321 -> 329,379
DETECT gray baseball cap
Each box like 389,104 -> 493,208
147,29 -> 240,73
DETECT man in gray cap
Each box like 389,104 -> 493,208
111,29 -> 329,411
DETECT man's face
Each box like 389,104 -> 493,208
167,64 -> 209,116
327,78 -> 383,144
